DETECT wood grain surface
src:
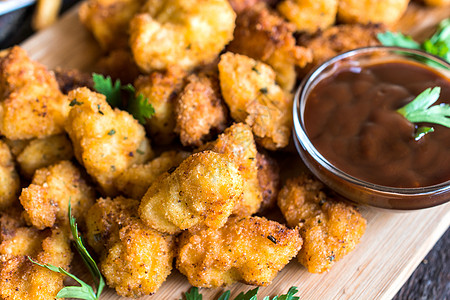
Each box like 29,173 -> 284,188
19,3 -> 450,300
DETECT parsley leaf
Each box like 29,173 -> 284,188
125,85 -> 156,124
234,287 -> 259,300
184,287 -> 202,300
377,31 -> 420,49
92,73 -> 122,108
181,286 -> 299,300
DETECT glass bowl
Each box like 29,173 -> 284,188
293,46 -> 450,210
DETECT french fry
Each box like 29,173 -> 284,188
32,0 -> 62,31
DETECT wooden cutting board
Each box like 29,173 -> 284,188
19,3 -> 450,300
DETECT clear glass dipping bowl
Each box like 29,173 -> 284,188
293,46 -> 450,210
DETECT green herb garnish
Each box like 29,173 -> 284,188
69,99 -> 84,106
397,87 -> 450,140
181,286 -> 299,300
29,202 -> 105,300
92,73 -> 155,124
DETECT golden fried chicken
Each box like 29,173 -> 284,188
228,0 -> 278,13
79,0 -> 146,50
277,174 -> 366,273
228,4 -> 312,91
277,0 -> 338,33
130,0 -> 236,73
200,123 -> 263,216
16,134 -> 74,178
65,87 -> 152,195
0,211 -> 72,300
218,52 -> 292,150
134,67 -> 186,145
0,141 -> 19,210
0,46 -> 69,140
54,67 -> 94,94
337,0 -> 409,26
256,152 -> 280,213
85,197 -> 175,298
19,160 -> 96,230
177,216 -> 302,287
95,49 -> 141,85
115,150 -> 190,199
139,151 -> 244,234
175,73 -> 228,147
424,0 -> 450,5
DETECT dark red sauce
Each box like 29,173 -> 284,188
304,61 -> 450,188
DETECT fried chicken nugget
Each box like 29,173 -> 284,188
175,73 -> 228,147
134,67 -> 186,145
200,123 -> 262,216
218,52 -> 292,150
54,67 -> 94,94
19,160 -> 96,230
228,4 -> 312,91
337,0 -> 409,26
0,141 -> 19,210
139,151 -> 244,234
95,49 -> 141,85
0,212 -> 72,300
65,87 -> 152,195
85,197 -> 175,297
256,151 -> 280,213
277,0 -> 337,33
0,46 -> 69,140
115,150 -> 190,199
177,216 -> 302,287
424,0 -> 450,5
16,134 -> 74,179
79,0 -> 146,50
277,174 -> 366,273
228,0 -> 278,13
129,0 -> 236,73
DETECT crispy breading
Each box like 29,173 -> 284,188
0,46 -> 69,140
0,141 -> 19,210
177,216 -> 302,287
19,161 -> 96,230
277,174 -> 366,273
95,49 -> 141,85
337,0 -> 409,26
115,150 -> 190,199
298,23 -> 384,74
200,123 -> 263,216
134,67 -> 186,144
228,0 -> 278,13
16,134 -> 74,178
65,87 -> 153,195
175,73 -> 228,147
0,215 -> 72,300
79,0 -> 145,50
256,151 -> 280,213
130,0 -> 236,73
54,67 -> 94,94
277,0 -> 338,33
218,52 -> 292,150
139,151 -> 244,234
228,4 -> 312,91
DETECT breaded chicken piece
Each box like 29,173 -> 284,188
424,0 -> 450,5
134,67 -> 186,145
228,4 -> 312,91
0,212 -> 72,300
19,161 -> 96,230
228,0 -> 278,13
200,123 -> 262,216
0,46 -> 69,140
256,152 -> 280,213
139,151 -> 244,234
175,73 -> 228,147
65,87 -> 152,195
298,23 -> 383,74
2,138 -> 29,157
130,0 -> 236,73
337,0 -> 409,26
95,49 -> 141,85
85,197 -> 175,297
0,141 -> 19,210
218,52 -> 292,150
277,0 -> 337,33
115,150 -> 190,199
79,0 -> 146,50
277,174 -> 366,273
54,67 -> 94,94
16,134 -> 74,179
177,216 -> 302,287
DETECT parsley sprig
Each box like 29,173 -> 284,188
29,202 -> 105,300
182,286 -> 299,300
92,73 -> 155,124
397,87 -> 450,140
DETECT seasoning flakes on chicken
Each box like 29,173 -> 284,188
139,151 -> 244,234
277,174 -> 366,273
0,141 -> 19,210
177,216 -> 302,287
